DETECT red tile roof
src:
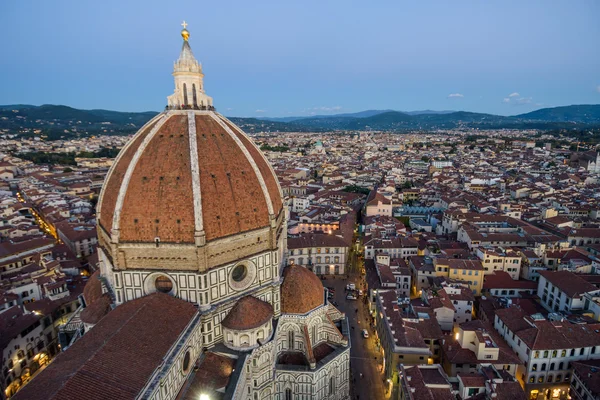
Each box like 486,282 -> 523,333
221,295 -> 273,330
14,293 -> 197,400
99,113 -> 282,244
281,265 -> 324,314
538,270 -> 599,298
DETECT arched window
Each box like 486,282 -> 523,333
329,377 -> 335,395
183,83 -> 188,106
192,83 -> 198,107
285,388 -> 292,400
288,331 -> 294,350
240,334 -> 250,346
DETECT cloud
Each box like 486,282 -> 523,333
255,109 -> 266,113
226,107 -> 234,111
447,93 -> 464,98
516,97 -> 532,104
503,93 -> 533,105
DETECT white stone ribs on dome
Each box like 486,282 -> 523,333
97,112 -> 165,225
187,111 -> 205,244
209,113 -> 274,216
216,113 -> 284,201
111,112 -> 171,237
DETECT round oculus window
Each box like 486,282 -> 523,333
231,264 -> 248,282
155,275 -> 173,293
182,350 -> 191,373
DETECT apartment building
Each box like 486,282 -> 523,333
287,233 -> 348,275
476,247 -> 522,279
537,270 -> 600,314
494,306 -> 600,399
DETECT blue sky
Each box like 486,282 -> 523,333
1,0 -> 599,117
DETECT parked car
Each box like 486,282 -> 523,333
346,294 -> 357,300
332,301 -> 339,307
346,283 -> 356,291
327,292 -> 334,299
362,329 -> 369,338
326,287 -> 335,293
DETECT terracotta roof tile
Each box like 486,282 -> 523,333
99,112 -> 282,244
99,118 -> 159,234
14,293 -> 197,400
221,295 -> 273,330
281,265 -> 324,314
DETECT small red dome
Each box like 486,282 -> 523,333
281,265 -> 324,314
221,296 -> 274,330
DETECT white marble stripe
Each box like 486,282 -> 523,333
215,113 -> 284,201
97,112 -> 165,223
209,113 -> 274,216
187,111 -> 204,234
112,112 -> 170,232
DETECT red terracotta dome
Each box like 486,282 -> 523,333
221,295 -> 274,330
280,265 -> 324,314
97,111 -> 283,244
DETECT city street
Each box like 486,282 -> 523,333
323,275 -> 388,400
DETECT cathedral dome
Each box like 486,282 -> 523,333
222,295 -> 273,330
97,111 -> 282,244
280,265 -> 324,314
96,27 -> 282,246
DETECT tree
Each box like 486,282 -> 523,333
343,185 -> 370,195
63,167 -> 73,173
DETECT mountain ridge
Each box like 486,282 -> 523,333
1,103 -> 599,138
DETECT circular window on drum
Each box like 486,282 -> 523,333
155,275 -> 174,293
229,262 -> 256,291
231,264 -> 247,282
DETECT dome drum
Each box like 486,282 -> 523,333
221,295 -> 274,351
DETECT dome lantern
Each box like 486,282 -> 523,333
167,23 -> 213,110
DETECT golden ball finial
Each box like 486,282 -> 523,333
181,20 -> 190,41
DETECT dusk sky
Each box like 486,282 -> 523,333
1,0 -> 599,117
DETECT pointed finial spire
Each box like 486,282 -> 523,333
181,21 -> 190,41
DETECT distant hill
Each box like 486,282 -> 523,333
1,103 -> 599,138
0,104 -> 159,139
260,109 -> 394,123
404,110 -> 455,115
515,105 -> 600,123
